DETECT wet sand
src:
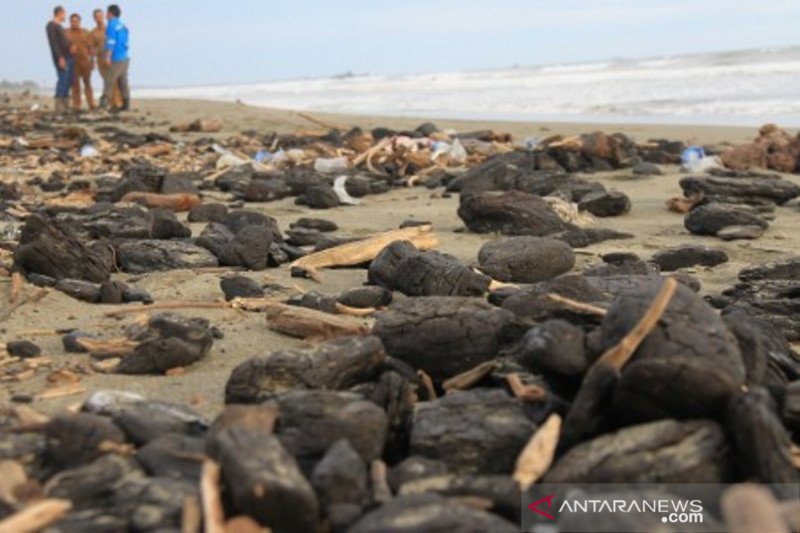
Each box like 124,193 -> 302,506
1,97 -> 798,417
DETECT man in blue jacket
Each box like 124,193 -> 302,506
99,4 -> 130,111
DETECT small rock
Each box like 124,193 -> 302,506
187,203 -> 228,223
457,191 -> 570,236
632,161 -> 663,176
6,340 -> 41,358
337,286 -> 393,309
684,203 -> 768,237
290,217 -> 338,232
578,190 -> 631,217
150,208 -> 191,240
651,245 -> 729,271
477,236 -> 575,282
116,240 -> 218,273
409,388 -> 535,474
220,275 -> 264,301
304,185 -> 341,209
717,225 -> 767,241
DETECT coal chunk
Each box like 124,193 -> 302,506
5,340 -> 41,358
505,319 -> 588,379
187,202 -> 228,222
225,335 -> 386,402
219,225 -> 274,270
116,313 -> 215,374
349,494 -> 518,533
651,245 -> 729,271
684,203 -> 768,237
45,413 -> 126,469
337,286 -> 393,309
310,439 -> 368,531
13,214 -> 111,282
111,399 -> 207,445
545,419 -> 731,483
220,209 -> 282,241
386,249 -> 491,297
116,240 -> 218,273
136,434 -> 205,481
304,185 -> 341,209
291,217 -> 338,232
478,236 -> 575,282
553,227 -> 634,248
220,275 -> 264,300
726,387 -> 799,485
210,427 -> 319,533
680,173 -> 800,206
457,191 -> 570,236
275,390 -> 388,466
367,240 -> 417,288
578,190 -> 631,217
44,454 -> 140,509
373,297 -> 516,381
149,208 -> 191,239
409,388 -> 535,475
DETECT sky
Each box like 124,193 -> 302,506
2,0 -> 800,87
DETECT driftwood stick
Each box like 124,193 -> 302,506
513,414 -> 562,490
545,293 -> 607,317
442,361 -> 496,392
370,460 -> 393,505
264,302 -> 370,340
0,498 -> 72,533
200,459 -> 226,533
104,301 -> 231,318
290,225 -> 438,281
9,271 -> 23,304
506,373 -> 547,402
181,496 -> 202,533
417,370 -> 437,400
596,277 -> 677,370
721,484 -> 789,533
296,112 -> 346,131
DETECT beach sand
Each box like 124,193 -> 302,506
2,96 -> 798,417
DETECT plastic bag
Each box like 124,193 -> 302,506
314,156 -> 349,173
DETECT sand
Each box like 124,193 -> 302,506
1,96 -> 798,417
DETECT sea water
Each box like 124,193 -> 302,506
137,46 -> 800,127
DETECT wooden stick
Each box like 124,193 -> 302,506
118,192 -> 201,212
513,414 -> 562,490
370,460 -> 393,505
181,497 -> 202,533
200,460 -> 226,533
334,302 -> 376,317
104,301 -> 231,318
506,373 -> 547,402
36,383 -> 86,401
596,277 -> 677,370
352,137 -> 391,167
721,484 -> 789,533
9,272 -> 23,305
417,370 -> 437,400
290,225 -> 438,281
442,361 -> 495,392
264,302 -> 370,340
545,293 -> 607,317
0,498 -> 72,533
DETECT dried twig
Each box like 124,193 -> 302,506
265,302 -> 370,340
417,370 -> 437,400
506,373 -> 547,402
513,414 -> 562,490
290,225 -> 438,281
0,498 -> 72,533
442,361 -> 495,392
118,192 -> 201,211
296,112 -> 346,131
9,271 -> 23,304
596,277 -> 677,369
545,293 -> 607,317
181,497 -> 202,533
370,460 -> 393,505
721,484 -> 789,533
36,383 -> 86,400
200,459 -> 226,533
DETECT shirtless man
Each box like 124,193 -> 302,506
66,13 -> 95,110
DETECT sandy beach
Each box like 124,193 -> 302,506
1,95 -> 797,418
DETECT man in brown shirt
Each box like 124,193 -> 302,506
66,13 -> 95,110
90,9 -> 122,109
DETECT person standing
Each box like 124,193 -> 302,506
66,13 -> 95,110
90,8 -> 122,109
45,6 -> 73,113
100,4 -> 130,112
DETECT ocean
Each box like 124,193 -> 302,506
138,46 -> 800,127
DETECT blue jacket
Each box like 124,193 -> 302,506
105,18 -> 129,63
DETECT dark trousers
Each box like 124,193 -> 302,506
54,57 -> 74,98
102,58 -> 130,104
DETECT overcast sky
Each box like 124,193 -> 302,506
2,0 -> 799,87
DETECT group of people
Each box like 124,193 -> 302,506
45,4 -> 130,113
